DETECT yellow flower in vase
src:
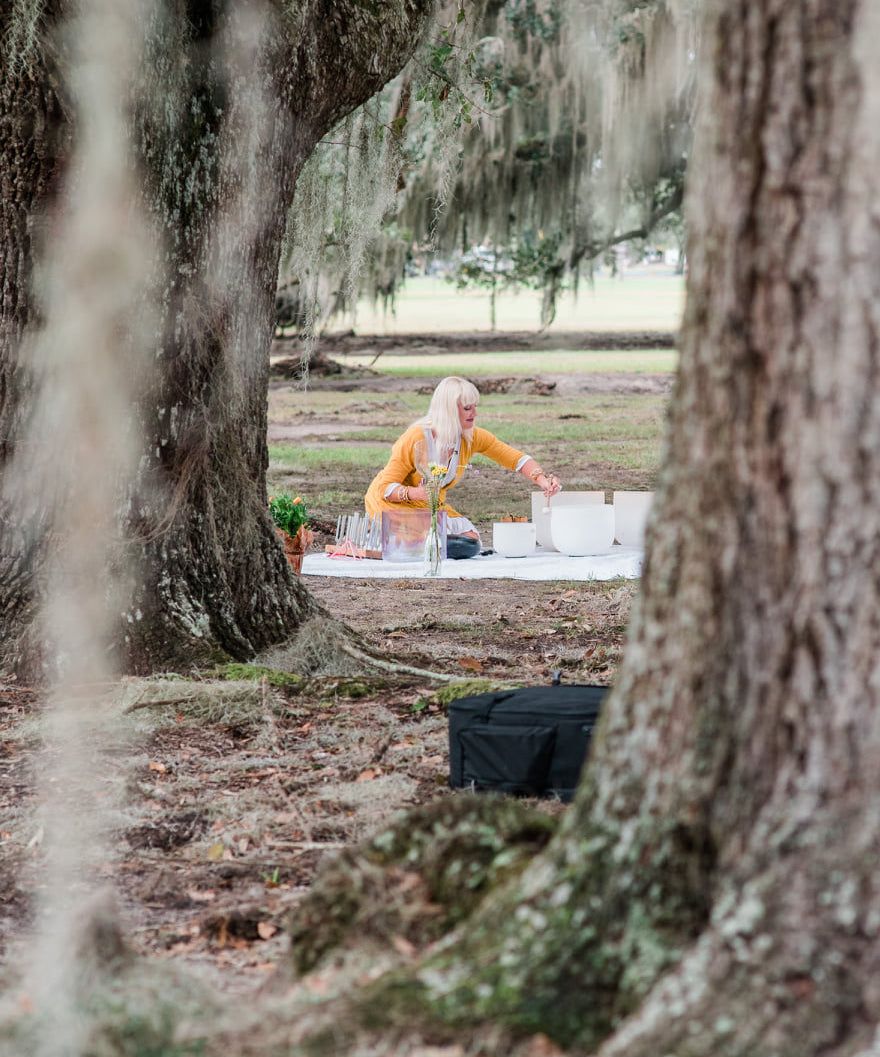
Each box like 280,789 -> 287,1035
421,462 -> 447,576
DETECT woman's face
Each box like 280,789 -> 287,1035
458,399 -> 477,432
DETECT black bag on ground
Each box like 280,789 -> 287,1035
448,683 -> 607,801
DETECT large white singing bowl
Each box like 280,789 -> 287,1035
493,521 -> 536,557
551,505 -> 615,556
532,491 -> 604,550
613,491 -> 654,548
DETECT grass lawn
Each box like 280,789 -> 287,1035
340,349 -> 678,377
347,270 -> 685,334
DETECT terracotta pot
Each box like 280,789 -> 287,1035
276,525 -> 314,574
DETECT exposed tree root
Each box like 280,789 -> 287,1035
337,639 -> 465,684
258,613 -> 467,684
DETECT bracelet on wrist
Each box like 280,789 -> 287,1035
528,468 -> 544,482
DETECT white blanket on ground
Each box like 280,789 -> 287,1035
301,545 -> 643,581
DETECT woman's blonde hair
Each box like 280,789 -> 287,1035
419,375 -> 480,453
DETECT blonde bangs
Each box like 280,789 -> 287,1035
417,376 -> 481,453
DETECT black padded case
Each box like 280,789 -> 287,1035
448,684 -> 607,801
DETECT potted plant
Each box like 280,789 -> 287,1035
269,493 -> 314,574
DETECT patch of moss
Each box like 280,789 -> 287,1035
211,662 -> 302,688
287,794 -> 557,976
322,678 -> 372,699
432,679 -> 518,708
301,675 -> 406,703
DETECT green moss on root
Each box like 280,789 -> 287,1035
287,794 -> 557,976
211,662 -> 304,687
432,679 -> 517,707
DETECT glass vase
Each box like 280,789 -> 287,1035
423,510 -> 443,577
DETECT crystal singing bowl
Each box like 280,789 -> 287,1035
550,505 -> 615,556
493,521 -> 536,558
531,491 -> 604,550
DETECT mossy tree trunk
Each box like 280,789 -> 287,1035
390,2 -> 880,1053
0,0 -> 433,678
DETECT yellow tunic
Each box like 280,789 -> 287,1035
364,424 -> 525,517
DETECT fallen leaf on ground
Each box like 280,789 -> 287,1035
148,761 -> 167,774
186,889 -> 217,903
257,921 -> 278,940
206,842 -> 224,862
391,935 -> 416,957
520,1034 -> 565,1057
395,870 -> 422,893
356,767 -> 382,782
458,656 -> 483,672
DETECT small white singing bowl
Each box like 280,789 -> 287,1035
493,521 -> 536,558
550,505 -> 615,555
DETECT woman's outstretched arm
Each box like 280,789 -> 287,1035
518,458 -> 562,499
472,428 -> 561,498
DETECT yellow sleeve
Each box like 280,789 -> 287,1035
471,427 -> 525,472
368,425 -> 423,496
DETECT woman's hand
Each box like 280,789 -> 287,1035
520,459 -> 561,499
407,483 -> 428,503
537,473 -> 561,499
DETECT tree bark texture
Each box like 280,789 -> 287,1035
0,0 -> 434,677
0,12 -> 67,674
391,3 -> 880,1054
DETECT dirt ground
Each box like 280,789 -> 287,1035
0,337 -> 664,1001
277,328 -> 678,355
0,579 -> 635,996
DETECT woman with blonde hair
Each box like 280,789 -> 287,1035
365,376 -> 561,558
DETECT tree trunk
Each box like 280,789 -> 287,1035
0,0 -> 433,678
379,2 -> 880,1053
